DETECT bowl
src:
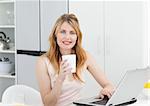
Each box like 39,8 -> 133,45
0,62 -> 15,75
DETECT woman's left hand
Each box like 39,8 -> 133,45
98,85 -> 115,99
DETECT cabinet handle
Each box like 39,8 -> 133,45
105,35 -> 110,56
97,36 -> 101,55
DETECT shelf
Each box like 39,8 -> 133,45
0,50 -> 15,54
0,0 -> 14,3
0,25 -> 15,28
0,74 -> 15,79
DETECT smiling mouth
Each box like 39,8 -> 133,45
62,41 -> 72,45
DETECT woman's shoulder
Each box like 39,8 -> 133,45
37,53 -> 46,61
37,54 -> 50,65
85,51 -> 93,61
84,51 -> 94,67
36,54 -> 54,73
85,51 -> 91,57
37,54 -> 56,76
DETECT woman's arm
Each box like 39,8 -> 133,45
86,52 -> 115,98
36,56 -> 63,106
36,56 -> 72,106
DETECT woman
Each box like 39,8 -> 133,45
36,13 -> 115,106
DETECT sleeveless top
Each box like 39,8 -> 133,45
43,56 -> 86,106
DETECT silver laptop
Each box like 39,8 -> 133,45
73,67 -> 150,106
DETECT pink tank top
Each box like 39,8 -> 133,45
44,56 -> 86,106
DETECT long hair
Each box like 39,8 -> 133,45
47,13 -> 87,82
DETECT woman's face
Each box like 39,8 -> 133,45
56,22 -> 77,51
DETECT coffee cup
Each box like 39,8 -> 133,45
62,54 -> 76,73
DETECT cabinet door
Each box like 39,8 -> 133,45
69,1 -> 104,97
40,0 -> 68,51
16,0 -> 40,51
104,1 -> 147,86
0,79 -> 15,100
17,54 -> 39,90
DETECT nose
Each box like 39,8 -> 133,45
65,32 -> 70,39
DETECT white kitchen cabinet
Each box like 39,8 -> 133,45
16,0 -> 40,51
0,0 -> 16,101
40,0 -> 68,51
69,0 -> 147,97
16,0 -> 68,52
104,1 -> 147,86
17,55 -> 39,90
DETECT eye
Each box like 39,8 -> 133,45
70,31 -> 76,35
60,30 -> 66,34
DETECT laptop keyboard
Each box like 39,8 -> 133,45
91,95 -> 109,105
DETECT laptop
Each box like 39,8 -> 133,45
73,67 -> 150,106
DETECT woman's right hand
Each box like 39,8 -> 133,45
57,59 -> 72,82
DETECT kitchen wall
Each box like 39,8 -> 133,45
148,0 -> 150,67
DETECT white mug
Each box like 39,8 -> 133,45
62,54 -> 76,73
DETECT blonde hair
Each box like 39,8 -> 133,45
47,13 -> 87,82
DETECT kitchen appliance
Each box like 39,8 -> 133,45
73,67 -> 149,106
0,57 -> 15,75
0,32 -> 11,50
